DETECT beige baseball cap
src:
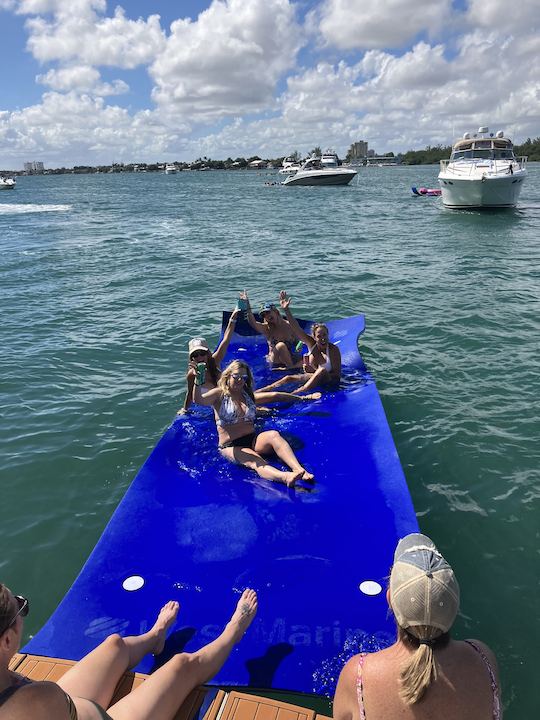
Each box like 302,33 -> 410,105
389,533 -> 460,637
188,338 -> 209,356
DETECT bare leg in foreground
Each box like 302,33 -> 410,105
108,589 -> 258,720
57,601 -> 180,709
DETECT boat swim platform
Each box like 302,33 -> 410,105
23,312 -> 418,696
10,653 -> 332,719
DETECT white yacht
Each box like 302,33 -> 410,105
278,156 -> 303,175
164,163 -> 178,174
438,128 -> 527,208
0,176 -> 16,189
282,154 -> 357,186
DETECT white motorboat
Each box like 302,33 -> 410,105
278,156 -> 303,175
438,128 -> 527,208
0,176 -> 16,189
164,163 -> 178,174
282,154 -> 357,186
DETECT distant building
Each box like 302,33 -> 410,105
348,141 -> 368,160
24,161 -> 45,174
248,159 -> 267,169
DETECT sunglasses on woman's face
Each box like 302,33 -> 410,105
231,373 -> 248,381
0,595 -> 29,635
191,351 -> 207,359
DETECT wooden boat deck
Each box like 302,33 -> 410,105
9,654 -> 332,720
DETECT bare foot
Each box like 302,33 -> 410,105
152,600 -> 180,655
228,589 -> 258,642
301,469 -> 315,482
302,392 -> 322,401
283,468 -> 304,487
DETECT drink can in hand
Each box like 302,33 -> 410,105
196,362 -> 206,385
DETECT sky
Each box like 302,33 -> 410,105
0,0 -> 539,168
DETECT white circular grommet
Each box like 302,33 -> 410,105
123,576 -> 145,591
359,580 -> 383,596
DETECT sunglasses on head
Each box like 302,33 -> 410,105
231,373 -> 248,381
191,350 -> 207,359
0,595 -> 29,635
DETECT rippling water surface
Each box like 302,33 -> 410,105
1,167 -> 539,717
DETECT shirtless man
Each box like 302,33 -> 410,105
240,290 -> 301,368
258,291 -> 341,394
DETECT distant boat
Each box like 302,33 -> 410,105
438,127 -> 527,208
282,155 -> 357,186
278,156 -> 303,175
0,176 -> 16,189
165,163 -> 178,174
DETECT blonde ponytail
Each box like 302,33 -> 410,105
398,626 -> 442,705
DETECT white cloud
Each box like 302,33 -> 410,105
150,0 -> 303,120
23,3 -> 165,68
318,0 -> 452,50
0,92 -> 186,165
467,0 -> 540,34
36,65 -> 129,95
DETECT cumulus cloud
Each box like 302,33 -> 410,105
0,91 -> 186,164
22,3 -> 165,67
1,0 -> 539,167
150,0 -> 303,120
467,0 -> 540,34
318,0 -> 452,50
36,65 -> 129,95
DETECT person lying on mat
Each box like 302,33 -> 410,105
239,290 -> 301,368
178,309 -> 241,414
0,582 -> 258,720
258,291 -> 341,395
191,360 -> 316,487
333,533 -> 501,720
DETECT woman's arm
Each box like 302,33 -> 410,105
279,290 -> 314,347
213,308 -> 240,365
332,657 -> 358,720
188,366 -> 222,406
241,290 -> 267,335
178,372 -> 195,413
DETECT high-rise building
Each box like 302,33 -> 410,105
24,161 -> 45,174
348,141 -> 368,160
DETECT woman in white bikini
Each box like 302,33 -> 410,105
0,583 -> 257,720
192,360 -> 317,487
333,533 -> 501,720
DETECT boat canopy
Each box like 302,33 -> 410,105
451,136 -> 516,161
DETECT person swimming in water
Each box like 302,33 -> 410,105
239,291 -> 301,368
258,291 -> 341,394
191,360 -> 317,487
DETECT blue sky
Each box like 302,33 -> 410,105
0,0 -> 538,168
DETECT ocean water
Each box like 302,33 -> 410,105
1,167 -> 539,717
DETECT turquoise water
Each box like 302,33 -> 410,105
1,167 -> 539,717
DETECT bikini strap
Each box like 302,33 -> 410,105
356,653 -> 368,720
464,640 -> 501,720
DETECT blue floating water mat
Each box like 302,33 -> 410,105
24,312 -> 418,696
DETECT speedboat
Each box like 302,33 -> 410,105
0,176 -> 16,189
164,163 -> 178,174
278,156 -> 302,175
282,155 -> 357,186
438,128 -> 527,208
